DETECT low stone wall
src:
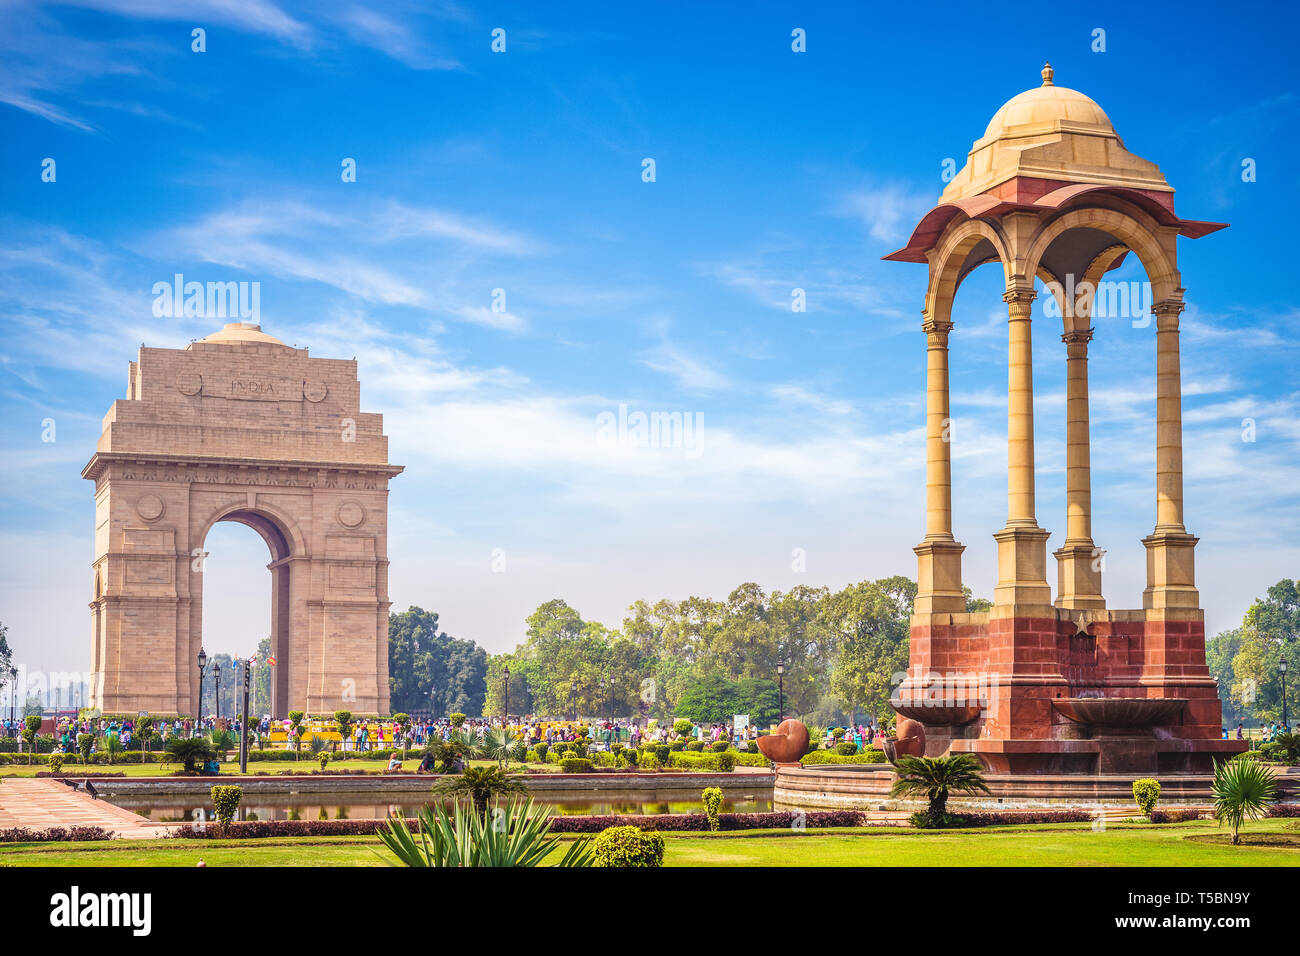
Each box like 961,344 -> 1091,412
774,765 -> 1300,811
73,771 -> 771,799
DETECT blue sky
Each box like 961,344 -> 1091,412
2,0 -> 1298,676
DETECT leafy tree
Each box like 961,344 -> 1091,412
827,576 -> 916,719
1210,580 -> 1300,725
0,622 -> 12,697
388,607 -> 488,715
675,675 -> 779,726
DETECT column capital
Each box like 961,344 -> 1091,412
1003,286 -> 1036,319
1153,297 -> 1184,332
1061,327 -> 1094,357
921,315 -> 953,344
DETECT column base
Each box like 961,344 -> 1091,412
993,525 -> 1053,608
914,537 -> 966,614
1054,540 -> 1105,610
1142,530 -> 1200,609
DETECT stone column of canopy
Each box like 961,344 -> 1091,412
1054,328 -> 1106,609
913,315 -> 966,615
1143,295 -> 1200,610
993,285 -> 1053,610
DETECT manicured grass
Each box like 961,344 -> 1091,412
2,820 -> 1296,867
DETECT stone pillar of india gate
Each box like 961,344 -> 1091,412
83,322 -> 403,718
884,64 -> 1243,772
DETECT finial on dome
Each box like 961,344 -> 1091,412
1041,62 -> 1054,86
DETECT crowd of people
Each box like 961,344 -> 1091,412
1225,721 -> 1291,741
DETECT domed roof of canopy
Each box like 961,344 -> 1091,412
941,63 -> 1173,202
191,322 -> 289,347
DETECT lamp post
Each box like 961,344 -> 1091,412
196,648 -> 208,733
239,657 -> 252,773
570,681 -> 578,722
503,665 -> 510,724
776,658 -> 785,725
1282,657 -> 1290,731
8,665 -> 16,726
214,665 -> 223,723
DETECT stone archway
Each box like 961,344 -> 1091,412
83,322 -> 403,718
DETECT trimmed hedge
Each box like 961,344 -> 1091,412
0,826 -> 114,843
166,810 -> 870,840
668,752 -> 735,772
1149,809 -> 1204,823
550,810 -> 867,833
949,810 -> 1095,826
800,749 -> 887,765
1267,804 -> 1300,818
592,826 -> 664,867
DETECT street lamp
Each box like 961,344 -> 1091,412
776,658 -> 785,725
196,648 -> 208,731
503,665 -> 510,724
570,681 -> 578,721
8,665 -> 16,725
1282,657 -> 1290,730
214,665 -> 223,722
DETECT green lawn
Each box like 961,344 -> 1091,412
2,820 -> 1296,867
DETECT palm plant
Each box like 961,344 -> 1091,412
376,797 -> 593,868
307,734 -> 328,756
481,726 -> 517,769
890,753 -> 991,825
104,733 -> 125,766
162,736 -> 219,773
423,728 -> 480,773
434,765 -> 529,818
1213,757 -> 1278,845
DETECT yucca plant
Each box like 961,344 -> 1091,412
890,753 -> 991,826
1213,757 -> 1277,845
434,764 -> 529,818
308,734 -> 328,756
375,797 -> 593,868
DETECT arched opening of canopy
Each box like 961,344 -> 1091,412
923,219 -> 1014,603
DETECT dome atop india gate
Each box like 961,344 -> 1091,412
192,321 -> 289,347
940,63 -> 1173,202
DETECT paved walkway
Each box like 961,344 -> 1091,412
0,777 -> 173,839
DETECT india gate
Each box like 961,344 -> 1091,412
886,64 -> 1245,775
83,321 -> 402,718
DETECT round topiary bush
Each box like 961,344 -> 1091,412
560,757 -> 595,773
47,753 -> 65,774
1132,778 -> 1161,817
835,741 -> 859,756
686,740 -> 706,752
709,740 -> 729,753
672,719 -> 694,738
592,825 -> 665,867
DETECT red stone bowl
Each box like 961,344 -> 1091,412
890,703 -> 982,726
1052,697 -> 1186,727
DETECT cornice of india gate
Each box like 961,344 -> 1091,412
81,450 -> 404,484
